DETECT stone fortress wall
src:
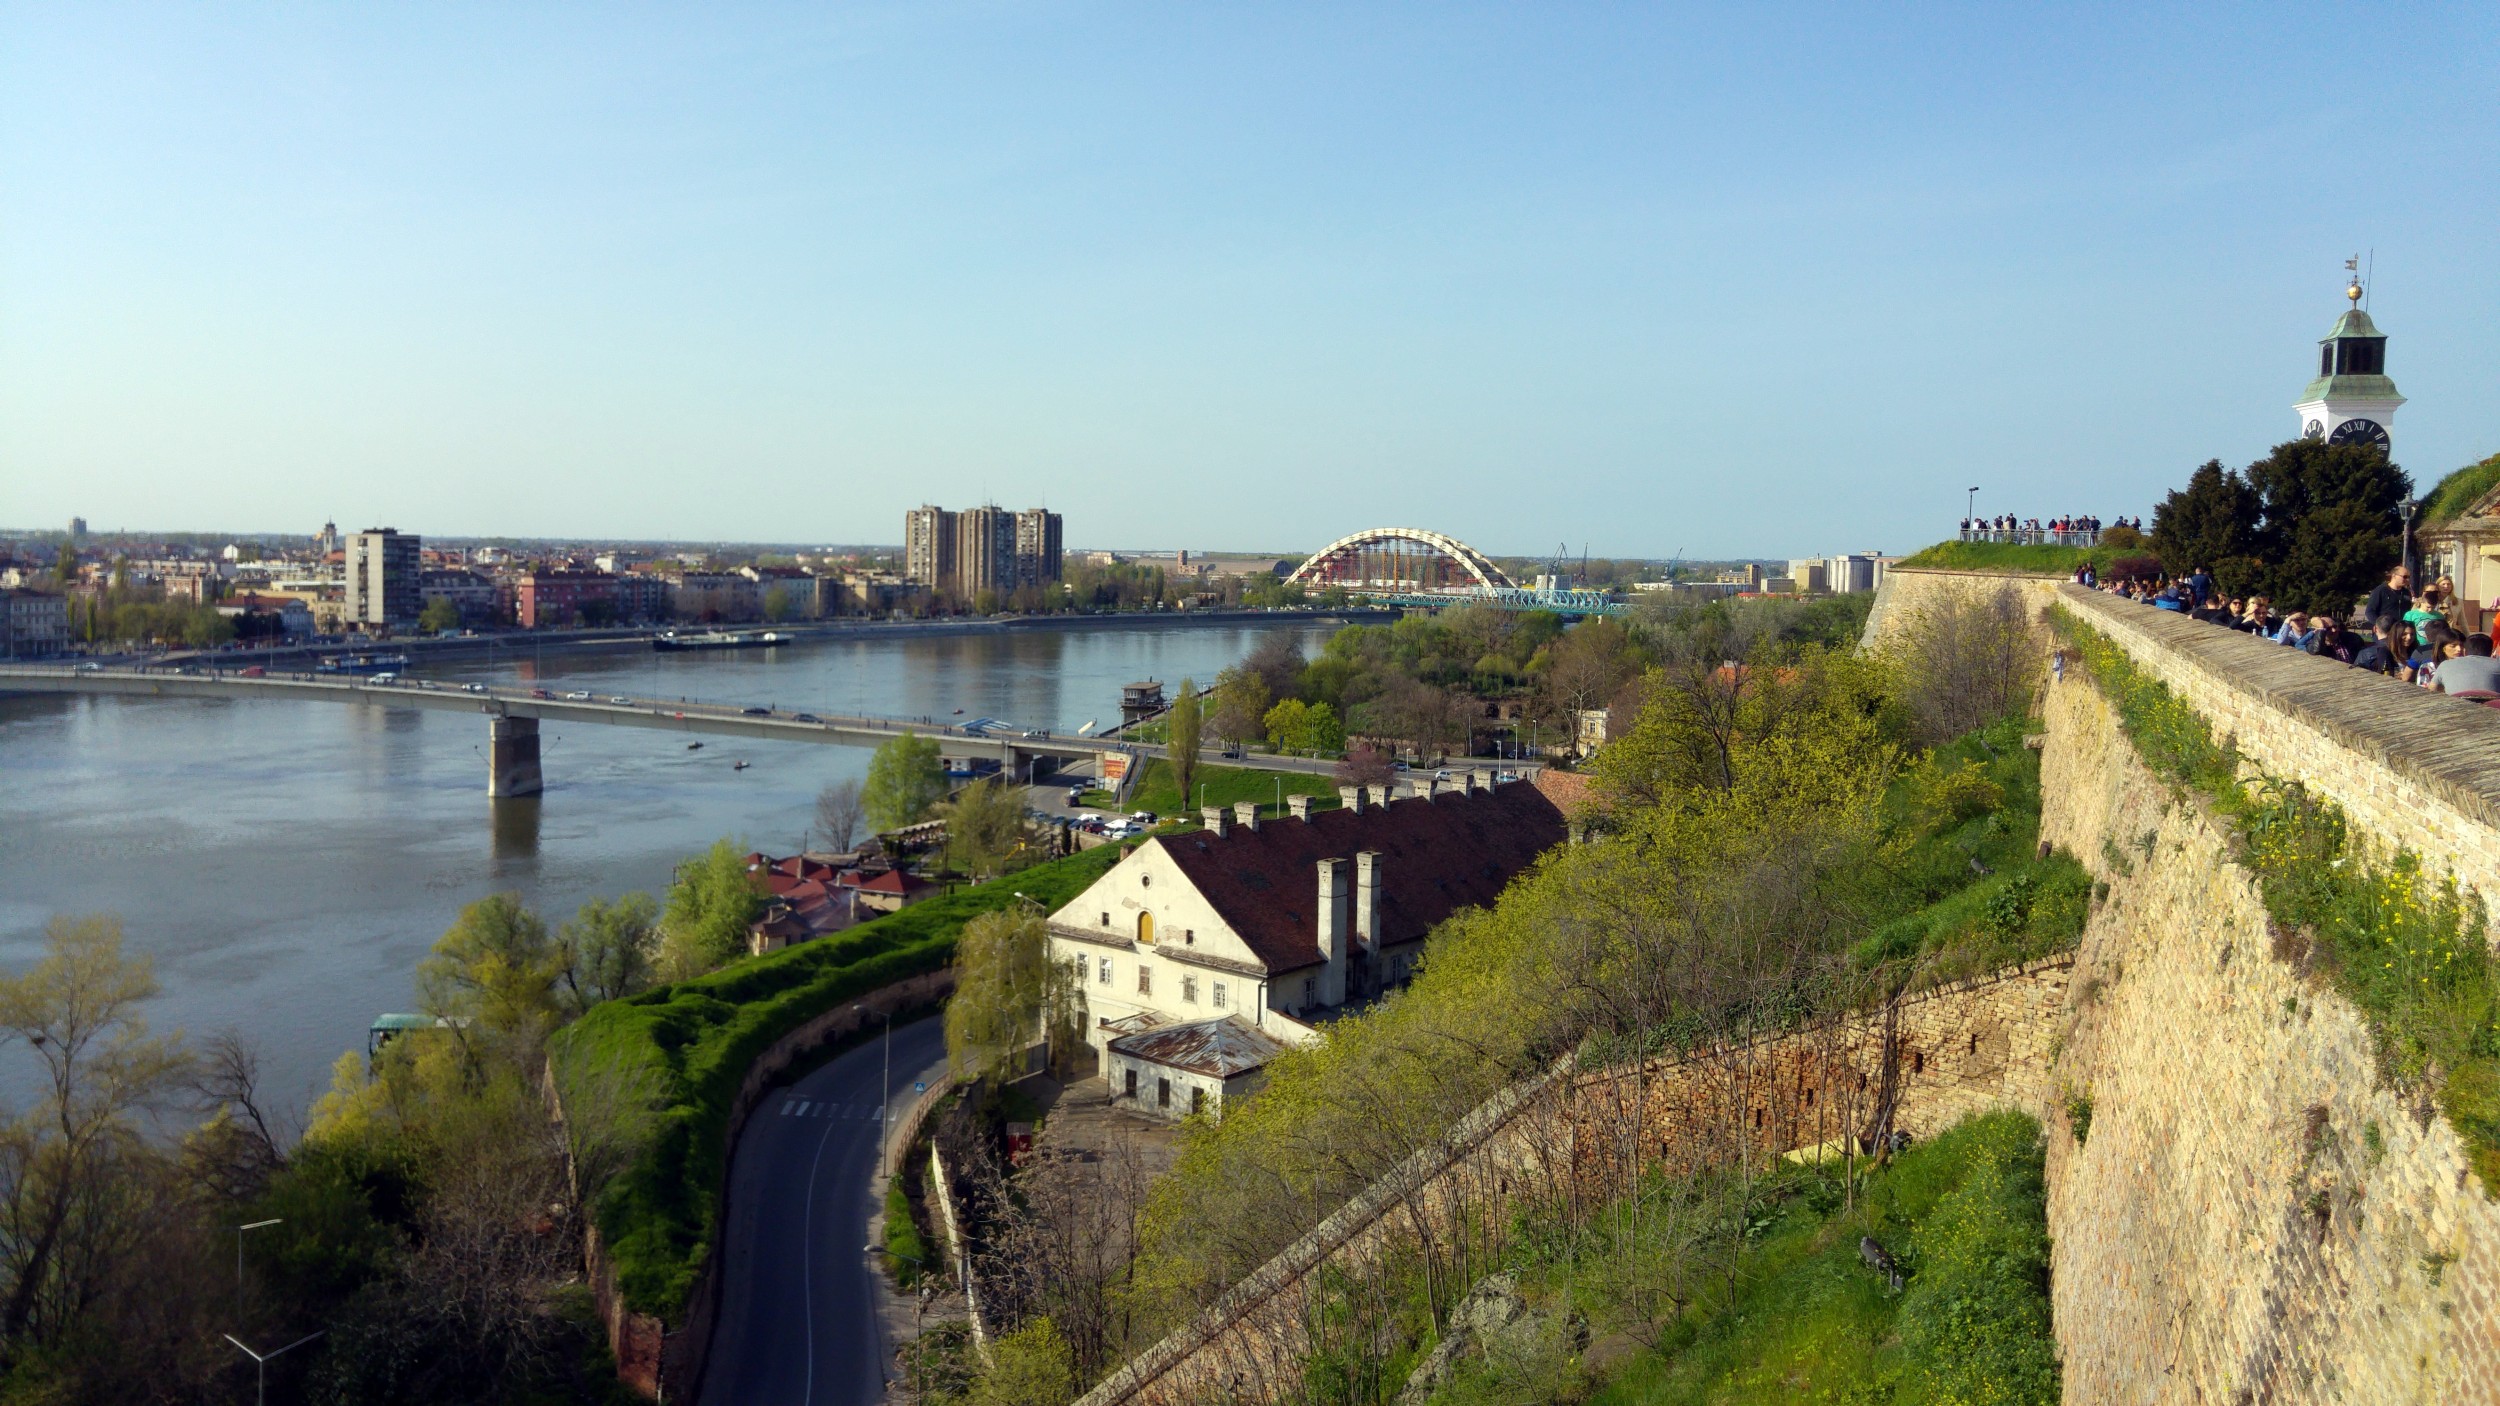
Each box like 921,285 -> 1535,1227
1077,566 -> 2500,1404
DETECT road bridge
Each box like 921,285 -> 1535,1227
0,663 -> 1188,797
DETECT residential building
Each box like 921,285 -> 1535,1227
905,506 -> 957,588
739,565 -> 830,619
840,867 -> 939,915
834,571 -> 930,616
1046,778 -> 1567,1118
1824,553 -> 1879,594
611,571 -> 673,624
515,570 -> 618,629
668,570 -> 763,622
743,853 -> 861,956
420,569 -> 501,626
344,529 -> 422,631
214,593 -> 315,638
955,505 -> 1018,598
1,590 -> 70,658
1015,508 -> 1064,587
1104,1017 -> 1291,1120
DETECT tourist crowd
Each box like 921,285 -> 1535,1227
2076,560 -> 2500,699
1962,513 -> 2136,536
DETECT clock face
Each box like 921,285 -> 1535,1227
2329,418 -> 2390,450
2304,419 -> 2324,439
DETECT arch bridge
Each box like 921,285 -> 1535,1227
1285,528 -> 1516,593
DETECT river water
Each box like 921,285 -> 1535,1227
0,620 -> 1330,1116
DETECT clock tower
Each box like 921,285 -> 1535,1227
2292,268 -> 2401,452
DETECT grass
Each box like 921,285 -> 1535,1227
553,840 -> 1130,1321
2052,607 -> 2500,1194
884,1179 -> 931,1288
1892,540 -> 2115,575
1581,1112 -> 2058,1406
1853,715 -> 2093,986
1124,759 -> 1347,821
2421,449 -> 2500,526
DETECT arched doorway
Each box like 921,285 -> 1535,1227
1137,911 -> 1155,945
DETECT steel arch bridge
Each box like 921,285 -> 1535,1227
1285,527 -> 1517,592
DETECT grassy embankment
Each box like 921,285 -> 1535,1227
2052,608 -> 2499,1192
553,841 -> 1130,1320
1578,1112 -> 2059,1405
1121,759 -> 1347,820
1891,540 -> 2117,575
2421,449 -> 2500,526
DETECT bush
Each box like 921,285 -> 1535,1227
554,842 -> 1129,1320
1895,1113 -> 2060,1405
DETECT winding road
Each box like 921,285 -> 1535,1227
700,1015 -> 948,1406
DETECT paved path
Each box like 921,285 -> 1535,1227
700,1016 -> 948,1406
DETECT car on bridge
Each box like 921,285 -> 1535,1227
741,706 -> 770,716
793,712 -> 822,723
463,683 -> 487,693
565,690 -> 592,701
607,696 -> 631,705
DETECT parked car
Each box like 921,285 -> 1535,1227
1130,810 -> 1157,824
1067,787 -> 1087,806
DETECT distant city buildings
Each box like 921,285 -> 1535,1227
344,528 -> 421,630
904,504 -> 1063,598
0,589 -> 70,658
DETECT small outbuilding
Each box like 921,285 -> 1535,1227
1105,1014 -> 1292,1121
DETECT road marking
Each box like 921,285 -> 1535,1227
781,1100 -> 798,1115
792,1101 -> 811,1116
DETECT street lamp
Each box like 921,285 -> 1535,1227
1966,486 -> 1980,533
224,1332 -> 322,1406
234,1217 -> 281,1302
2401,495 -> 2421,582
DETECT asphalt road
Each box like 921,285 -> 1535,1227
700,1015 -> 949,1406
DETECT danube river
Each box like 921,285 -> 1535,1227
0,620 -> 1331,1115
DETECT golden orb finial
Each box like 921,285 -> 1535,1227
2347,280 -> 2363,305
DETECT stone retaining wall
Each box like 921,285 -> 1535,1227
2038,655 -> 2500,1404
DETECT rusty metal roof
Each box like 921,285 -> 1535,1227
1106,1015 -> 1291,1079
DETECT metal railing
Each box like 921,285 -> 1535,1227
1958,528 -> 2102,547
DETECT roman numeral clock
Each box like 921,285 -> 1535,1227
2293,270 -> 2402,453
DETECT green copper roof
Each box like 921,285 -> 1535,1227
2321,308 -> 2385,341
2297,373 -> 2404,404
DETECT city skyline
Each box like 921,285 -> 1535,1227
3,5 -> 2496,558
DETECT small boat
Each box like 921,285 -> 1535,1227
732,760 -> 750,771
687,742 -> 704,750
1077,719 -> 1097,736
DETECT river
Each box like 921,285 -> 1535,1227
0,619 -> 1332,1116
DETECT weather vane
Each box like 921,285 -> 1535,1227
2344,254 -> 2362,305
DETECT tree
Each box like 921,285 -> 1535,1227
2242,437 -> 2409,615
657,839 -> 766,978
1335,742 -> 1395,788
1244,634 -> 1307,703
418,597 -> 459,633
1207,666 -> 1271,747
941,777 -> 1034,880
2150,459 -> 2263,593
1263,698 -> 1344,755
814,777 -> 866,853
944,910 -> 1085,1086
554,892 -> 659,1017
863,734 -> 949,832
1167,678 -> 1203,814
417,894 -> 560,1041
0,916 -> 191,1352
762,584 -> 799,622
1881,584 -> 2042,746
1534,617 -> 1644,727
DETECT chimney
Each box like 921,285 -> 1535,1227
1339,785 -> 1363,815
1316,858 -> 1350,1007
1202,805 -> 1228,837
1367,783 -> 1394,809
1233,800 -> 1259,833
1288,793 -> 1314,820
1471,769 -> 1492,793
1354,851 -> 1382,953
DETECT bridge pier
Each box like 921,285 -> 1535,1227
489,715 -> 543,797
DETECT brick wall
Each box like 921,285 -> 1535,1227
2039,658 -> 2500,1404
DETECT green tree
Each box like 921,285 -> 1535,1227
418,597 -> 459,633
2243,437 -> 2409,615
416,894 -> 559,1040
1167,677 -> 1203,813
944,911 -> 1086,1085
762,584 -> 799,622
554,892 -> 659,1017
0,916 -> 191,1351
968,1316 -> 1077,1406
1262,697 -> 1344,755
941,777 -> 1034,880
657,839 -> 766,978
2150,459 -> 2263,592
1207,666 -> 1271,747
863,734 -> 949,832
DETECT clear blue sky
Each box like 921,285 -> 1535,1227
3,4 -> 2493,559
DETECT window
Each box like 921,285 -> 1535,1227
1301,976 -> 1315,1006
1138,912 -> 1155,945
1182,974 -> 1198,1004
1213,982 -> 1228,1009
1157,1076 -> 1171,1109
1192,1087 -> 1207,1115
1099,912 -> 1110,927
1140,872 -> 1152,888
1184,928 -> 1195,945
1124,1068 -> 1137,1099
1137,965 -> 1152,997
1098,957 -> 1111,985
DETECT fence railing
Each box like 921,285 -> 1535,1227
1959,528 -> 2102,547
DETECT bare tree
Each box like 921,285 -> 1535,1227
1886,583 -> 2043,744
815,777 -> 866,854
